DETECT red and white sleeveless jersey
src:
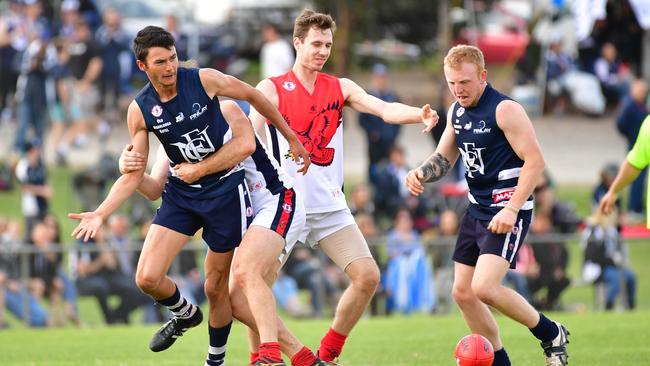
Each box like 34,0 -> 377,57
264,70 -> 346,214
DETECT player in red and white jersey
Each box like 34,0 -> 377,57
248,9 -> 439,365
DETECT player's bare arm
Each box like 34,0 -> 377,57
599,160 -> 642,214
119,144 -> 169,200
199,68 -> 311,173
487,100 -> 545,234
340,77 -> 438,132
249,79 -> 279,144
406,106 -> 460,196
173,100 -> 255,184
69,101 -> 149,241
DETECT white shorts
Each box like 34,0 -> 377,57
250,187 -> 306,263
299,208 -> 357,248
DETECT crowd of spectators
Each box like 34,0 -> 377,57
0,0 -> 644,327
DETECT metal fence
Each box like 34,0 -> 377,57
2,232 -> 646,326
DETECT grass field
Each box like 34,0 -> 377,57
1,311 -> 649,365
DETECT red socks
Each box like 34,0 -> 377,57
317,328 -> 347,361
290,346 -> 318,366
250,352 -> 259,365
259,342 -> 282,362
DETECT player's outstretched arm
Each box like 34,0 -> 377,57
119,144 -> 169,201
199,69 -> 311,173
68,101 -> 149,241
172,100 -> 256,184
406,108 -> 459,196
340,78 -> 438,132
488,100 -> 545,234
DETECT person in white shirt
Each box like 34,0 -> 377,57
260,23 -> 294,79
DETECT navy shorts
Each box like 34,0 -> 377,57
152,182 -> 253,252
452,211 -> 530,269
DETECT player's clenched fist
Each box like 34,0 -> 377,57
406,168 -> 426,196
173,162 -> 203,184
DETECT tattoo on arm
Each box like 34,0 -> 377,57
419,153 -> 451,183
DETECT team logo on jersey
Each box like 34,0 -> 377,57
282,203 -> 293,213
293,100 -> 343,166
458,142 -> 485,178
283,82 -> 296,91
463,121 -> 472,130
473,120 -> 491,134
175,112 -> 185,123
190,103 -> 207,120
456,107 -> 465,117
170,127 -> 216,162
151,105 -> 163,117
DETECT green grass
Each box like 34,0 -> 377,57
1,311 -> 649,365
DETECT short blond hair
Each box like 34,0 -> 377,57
444,45 -> 485,71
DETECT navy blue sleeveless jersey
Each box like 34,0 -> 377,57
135,67 -> 244,199
451,84 -> 533,221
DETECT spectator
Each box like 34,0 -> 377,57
431,209 -> 459,313
28,220 -> 79,326
384,208 -> 435,314
13,22 -> 53,154
259,23 -> 294,79
374,145 -> 410,220
359,63 -> 401,185
349,183 -> 374,217
534,172 -> 581,234
593,42 -> 630,108
271,270 -> 310,318
283,246 -> 333,318
64,18 -> 102,148
593,163 -> 623,215
0,218 -> 49,327
0,0 -> 24,124
15,139 -> 51,238
95,8 -> 130,137
581,209 -> 637,310
615,79 -> 648,216
57,0 -> 80,39
526,213 -> 571,311
71,229 -> 149,324
48,38 -> 75,166
165,14 -> 188,61
545,37 -> 575,115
